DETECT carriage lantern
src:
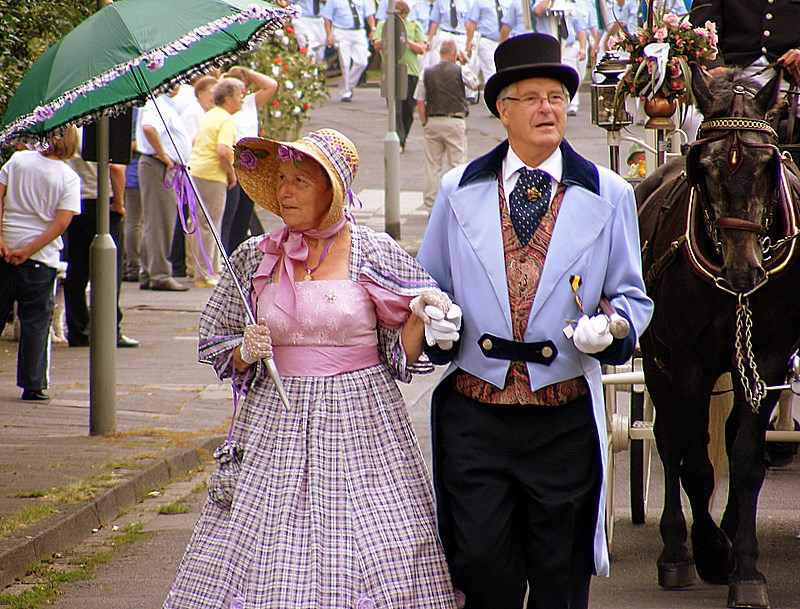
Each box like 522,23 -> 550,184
591,52 -> 633,173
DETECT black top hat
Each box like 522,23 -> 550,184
484,33 -> 580,118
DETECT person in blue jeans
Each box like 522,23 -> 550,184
0,128 -> 81,401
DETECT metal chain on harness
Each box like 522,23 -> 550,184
762,231 -> 800,257
734,294 -> 768,412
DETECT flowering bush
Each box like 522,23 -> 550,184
243,25 -> 329,139
613,10 -> 718,103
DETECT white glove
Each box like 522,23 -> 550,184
410,289 -> 452,324
572,314 -> 613,354
423,303 -> 462,350
240,318 -> 273,364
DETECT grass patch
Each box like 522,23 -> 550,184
0,527 -> 146,609
9,491 -> 47,499
158,501 -> 190,515
0,504 -> 58,536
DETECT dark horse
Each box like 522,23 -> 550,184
637,66 -> 800,609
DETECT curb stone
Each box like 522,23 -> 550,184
0,435 -> 224,589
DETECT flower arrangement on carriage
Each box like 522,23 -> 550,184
612,10 -> 718,110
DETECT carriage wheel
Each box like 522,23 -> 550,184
630,388 -> 654,524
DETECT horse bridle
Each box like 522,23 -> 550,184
686,85 -> 782,243
682,85 -> 800,294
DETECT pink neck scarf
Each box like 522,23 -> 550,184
251,216 -> 348,319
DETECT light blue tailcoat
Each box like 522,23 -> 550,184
417,139 -> 653,577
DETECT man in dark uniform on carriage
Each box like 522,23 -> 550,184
416,33 -> 653,609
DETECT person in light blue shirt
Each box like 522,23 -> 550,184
323,0 -> 376,101
561,0 -> 590,115
426,0 -> 470,58
410,0 -> 440,70
466,0 -> 512,81
291,0 -> 328,62
499,0 -> 553,42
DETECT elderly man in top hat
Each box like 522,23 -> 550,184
416,33 -> 653,609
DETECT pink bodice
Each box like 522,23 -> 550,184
255,279 -> 411,377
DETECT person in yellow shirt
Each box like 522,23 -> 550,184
188,77 -> 243,287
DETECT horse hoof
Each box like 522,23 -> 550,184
727,580 -> 770,608
657,560 -> 696,588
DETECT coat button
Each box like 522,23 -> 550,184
481,338 -> 493,351
541,346 -> 553,358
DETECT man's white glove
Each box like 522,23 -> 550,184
572,314 -> 613,354
423,303 -> 462,350
410,289 -> 452,324
240,318 -> 273,364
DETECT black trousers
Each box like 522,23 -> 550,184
221,183 -> 257,255
63,199 -> 124,344
0,260 -> 57,390
434,385 -> 601,609
395,74 -> 419,148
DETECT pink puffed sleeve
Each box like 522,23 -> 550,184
359,281 -> 412,329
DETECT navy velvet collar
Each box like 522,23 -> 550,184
458,139 -> 600,195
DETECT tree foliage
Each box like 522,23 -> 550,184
0,0 -> 94,123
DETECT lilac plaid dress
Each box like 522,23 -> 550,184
163,224 -> 457,609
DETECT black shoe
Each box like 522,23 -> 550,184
150,278 -> 189,292
122,271 -> 140,282
139,280 -> 150,290
117,334 -> 140,348
68,337 -> 90,347
22,389 -> 50,401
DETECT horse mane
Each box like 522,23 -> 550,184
700,68 -> 766,119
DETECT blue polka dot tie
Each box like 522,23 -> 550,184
509,168 -> 552,245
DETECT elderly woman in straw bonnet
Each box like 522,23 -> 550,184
163,129 -> 462,609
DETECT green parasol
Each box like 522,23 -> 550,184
0,0 -> 296,145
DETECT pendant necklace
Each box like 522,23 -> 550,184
301,236 -> 335,281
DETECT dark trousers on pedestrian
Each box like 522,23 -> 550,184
396,74 -> 419,148
63,199 -> 124,345
221,183 -> 257,255
0,260 -> 57,391
434,384 -> 601,609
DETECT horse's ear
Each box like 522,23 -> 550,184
690,63 -> 713,116
753,70 -> 782,117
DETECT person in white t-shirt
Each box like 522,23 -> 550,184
180,76 -> 219,144
0,128 -> 82,401
220,66 -> 277,254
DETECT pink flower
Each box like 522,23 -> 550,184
662,12 -> 680,27
680,20 -> 692,29
654,27 -> 668,41
238,149 -> 258,169
670,79 -> 685,91
693,27 -> 708,38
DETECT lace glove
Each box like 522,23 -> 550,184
240,318 -> 273,365
423,303 -> 462,350
572,314 -> 614,354
410,289 -> 452,323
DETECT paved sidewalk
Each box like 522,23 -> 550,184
0,83 -> 609,588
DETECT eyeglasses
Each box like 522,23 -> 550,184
502,93 -> 568,110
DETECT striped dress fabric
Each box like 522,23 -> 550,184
163,223 -> 457,609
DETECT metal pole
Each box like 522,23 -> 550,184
89,115 -> 117,435
384,0 -> 401,238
